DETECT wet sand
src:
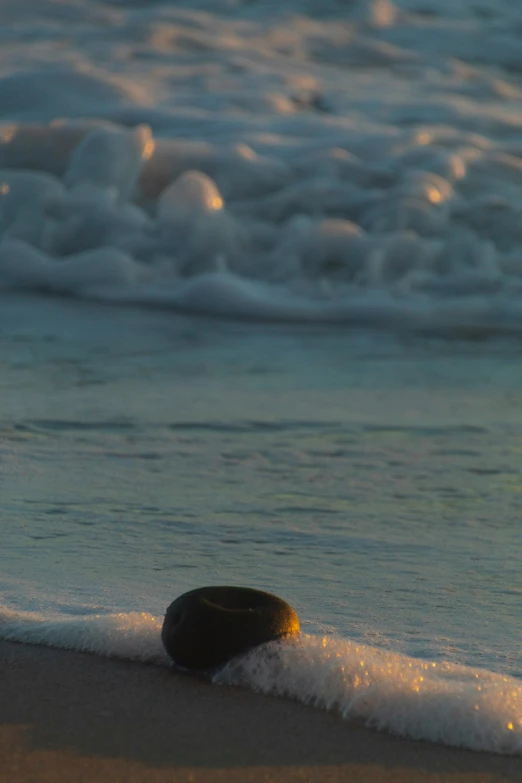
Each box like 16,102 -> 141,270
0,639 -> 520,783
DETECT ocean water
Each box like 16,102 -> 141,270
1,0 -> 522,757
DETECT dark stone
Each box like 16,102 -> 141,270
161,586 -> 300,671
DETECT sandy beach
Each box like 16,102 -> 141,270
0,640 -> 520,783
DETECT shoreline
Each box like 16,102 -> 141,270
1,640 -> 521,783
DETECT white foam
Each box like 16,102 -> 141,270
0,239 -> 146,295
1,604 -> 521,756
216,635 -> 522,756
0,605 -> 168,664
156,172 -> 240,274
64,125 -> 155,203
0,1 -> 522,332
0,169 -> 65,250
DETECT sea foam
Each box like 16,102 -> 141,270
1,0 -> 522,334
1,605 -> 521,756
0,605 -> 168,665
217,636 -> 522,756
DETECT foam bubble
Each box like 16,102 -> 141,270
156,172 -> 240,275
64,125 -> 155,203
157,170 -> 224,222
0,169 -> 65,249
49,193 -> 150,256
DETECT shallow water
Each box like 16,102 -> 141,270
2,0 -> 522,756
2,294 -> 522,666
